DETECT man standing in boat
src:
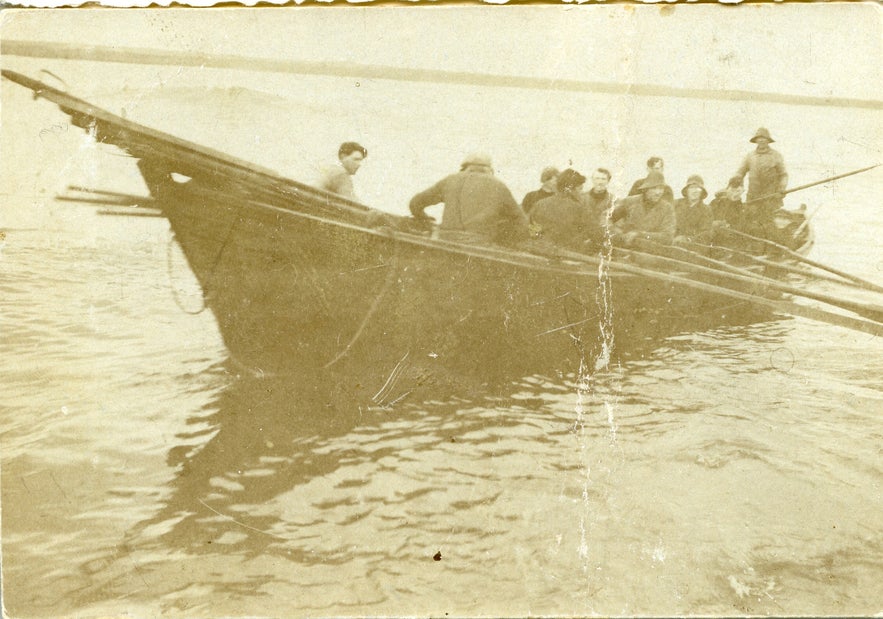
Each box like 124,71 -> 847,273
735,127 -> 788,236
611,170 -> 676,247
317,142 -> 368,201
628,156 -> 675,202
408,153 -> 528,244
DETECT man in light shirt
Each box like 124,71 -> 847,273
318,142 -> 368,201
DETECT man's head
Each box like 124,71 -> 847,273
460,152 -> 494,174
725,175 -> 744,201
591,168 -> 611,193
540,166 -> 560,191
557,169 -> 587,194
646,157 -> 664,173
640,170 -> 667,204
338,142 -> 367,175
681,174 -> 708,202
750,128 -> 774,150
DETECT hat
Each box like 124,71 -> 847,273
557,168 -> 587,192
461,152 -> 493,169
681,174 -> 708,200
750,127 -> 775,143
540,166 -> 560,183
639,170 -> 667,191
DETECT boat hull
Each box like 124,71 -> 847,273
147,171 -> 771,390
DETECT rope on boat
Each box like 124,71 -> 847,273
166,232 -> 206,315
323,237 -> 402,369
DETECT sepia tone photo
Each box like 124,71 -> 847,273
1,4 -> 881,617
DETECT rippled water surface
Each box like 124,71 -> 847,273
2,51 -> 882,617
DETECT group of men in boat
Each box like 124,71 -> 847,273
318,127 -> 789,251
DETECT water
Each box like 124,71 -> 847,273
2,54 -> 882,617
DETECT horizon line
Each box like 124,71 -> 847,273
3,39 -> 882,111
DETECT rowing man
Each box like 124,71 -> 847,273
317,141 -> 367,201
409,153 -> 528,245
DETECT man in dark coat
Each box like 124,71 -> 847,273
409,153 -> 528,244
673,174 -> 714,245
710,176 -> 746,230
529,169 -> 604,252
582,167 -> 615,228
628,156 -> 675,203
611,170 -> 676,247
521,166 -> 559,215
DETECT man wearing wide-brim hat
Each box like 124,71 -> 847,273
610,170 -> 676,247
409,152 -> 528,244
673,174 -> 714,246
735,127 -> 789,221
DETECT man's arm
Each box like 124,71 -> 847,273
775,152 -> 789,193
735,153 -> 751,180
409,180 -> 445,219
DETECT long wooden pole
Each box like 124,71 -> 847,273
684,240 -> 879,294
541,246 -> 883,338
614,244 -> 883,322
744,164 -> 879,206
722,228 -> 883,294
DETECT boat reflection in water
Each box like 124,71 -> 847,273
109,305 -> 782,563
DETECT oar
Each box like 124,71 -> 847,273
685,240 -> 883,295
744,164 -> 880,206
721,227 -> 883,294
543,246 -> 883,338
613,243 -> 883,323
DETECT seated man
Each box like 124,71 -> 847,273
582,167 -> 615,227
710,176 -> 746,230
317,141 -> 367,200
522,166 -> 559,215
529,169 -> 604,253
611,170 -> 676,247
673,175 -> 714,245
409,153 -> 528,244
628,156 -> 675,202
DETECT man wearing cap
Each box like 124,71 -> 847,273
628,156 -> 675,202
673,175 -> 714,245
409,153 -> 528,245
735,127 -> 788,220
522,167 -> 559,215
317,141 -> 368,201
529,169 -> 604,252
610,170 -> 676,247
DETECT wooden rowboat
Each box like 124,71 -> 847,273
4,69 -> 881,393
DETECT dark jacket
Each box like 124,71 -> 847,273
409,171 -> 528,243
582,189 -> 614,225
673,198 -> 714,244
611,194 -> 676,245
529,193 -> 604,251
522,188 -> 555,215
710,193 -> 745,230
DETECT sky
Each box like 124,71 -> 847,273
1,4 -> 881,102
